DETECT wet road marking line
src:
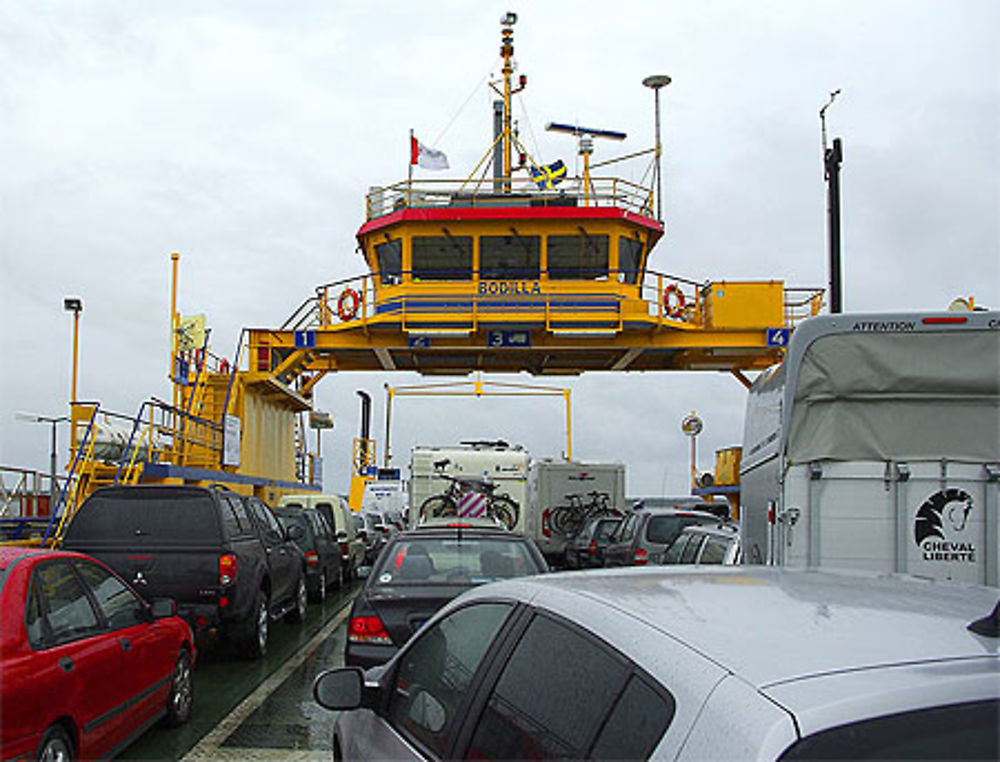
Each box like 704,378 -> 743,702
182,601 -> 352,761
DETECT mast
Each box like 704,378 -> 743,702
498,12 -> 525,193
500,13 -> 514,192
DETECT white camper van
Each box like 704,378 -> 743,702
740,310 -> 999,585
409,441 -> 530,531
527,459 -> 627,564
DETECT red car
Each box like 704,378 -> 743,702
0,546 -> 195,760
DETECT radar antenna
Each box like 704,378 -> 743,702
545,122 -> 627,206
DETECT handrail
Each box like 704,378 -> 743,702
366,175 -> 654,220
278,267 -> 825,336
113,400 -> 159,485
216,329 -> 248,468
44,402 -> 101,547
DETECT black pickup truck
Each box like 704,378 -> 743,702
62,484 -> 307,659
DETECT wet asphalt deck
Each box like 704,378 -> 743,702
121,583 -> 358,761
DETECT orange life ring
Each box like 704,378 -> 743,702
663,284 -> 686,318
337,288 -> 361,321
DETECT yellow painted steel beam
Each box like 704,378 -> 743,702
298,370 -> 328,397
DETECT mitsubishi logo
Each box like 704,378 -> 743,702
132,571 -> 148,586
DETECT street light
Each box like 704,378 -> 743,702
643,74 -> 672,221
64,297 -> 83,403
14,412 -> 68,512
681,411 -> 703,493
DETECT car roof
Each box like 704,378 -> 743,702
415,516 -> 505,530
679,521 -> 738,538
0,545 -> 94,570
401,523 -> 526,540
632,506 -> 718,519
459,567 -> 999,690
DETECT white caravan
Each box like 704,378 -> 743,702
740,310 -> 999,586
527,459 -> 627,564
409,441 -> 530,531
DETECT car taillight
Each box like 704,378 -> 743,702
339,541 -> 350,554
219,554 -> 238,586
634,548 -> 648,565
542,508 -> 551,537
588,540 -> 598,557
348,614 -> 393,645
304,550 -> 319,567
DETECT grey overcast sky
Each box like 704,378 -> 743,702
2,1 -> 998,498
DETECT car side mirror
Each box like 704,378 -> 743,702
314,667 -> 365,710
150,598 -> 176,620
356,565 -> 371,579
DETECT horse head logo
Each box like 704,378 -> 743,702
914,488 -> 974,545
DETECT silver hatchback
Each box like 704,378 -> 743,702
602,506 -> 718,566
315,567 -> 999,759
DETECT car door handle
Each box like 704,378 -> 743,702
59,657 -> 75,673
120,637 -> 132,652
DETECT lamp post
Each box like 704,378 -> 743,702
64,297 -> 83,403
642,74 -> 672,222
14,412 -> 67,512
820,89 -> 843,314
681,411 -> 703,493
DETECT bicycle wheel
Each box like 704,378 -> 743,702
420,494 -> 457,520
487,496 -> 519,530
562,510 -> 585,538
549,505 -> 579,537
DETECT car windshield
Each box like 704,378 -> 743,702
372,536 -> 541,586
594,518 -> 620,540
276,512 -> 310,548
66,491 -> 221,544
780,699 -> 999,760
646,515 -> 712,545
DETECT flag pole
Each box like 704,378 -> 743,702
407,128 -> 413,208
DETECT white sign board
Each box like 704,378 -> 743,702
223,415 -> 241,467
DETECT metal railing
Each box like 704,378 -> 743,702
366,176 -> 654,220
279,268 -> 824,334
0,466 -> 58,519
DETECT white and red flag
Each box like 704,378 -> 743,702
410,135 -> 449,170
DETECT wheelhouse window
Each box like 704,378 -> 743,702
547,233 -> 609,280
480,233 -> 541,280
412,234 -> 473,281
618,236 -> 643,284
375,238 -> 402,285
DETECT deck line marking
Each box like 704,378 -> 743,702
182,599 -> 353,761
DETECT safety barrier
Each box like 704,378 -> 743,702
281,269 -> 824,334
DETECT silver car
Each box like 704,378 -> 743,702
662,521 -> 741,565
315,567 -> 999,760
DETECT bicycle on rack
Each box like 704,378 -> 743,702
547,490 -> 619,538
418,459 -> 520,530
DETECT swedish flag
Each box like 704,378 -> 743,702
530,159 -> 567,189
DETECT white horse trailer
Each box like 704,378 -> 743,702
741,310 -> 999,586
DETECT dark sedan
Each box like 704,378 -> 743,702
564,515 -> 622,569
344,522 -> 548,669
